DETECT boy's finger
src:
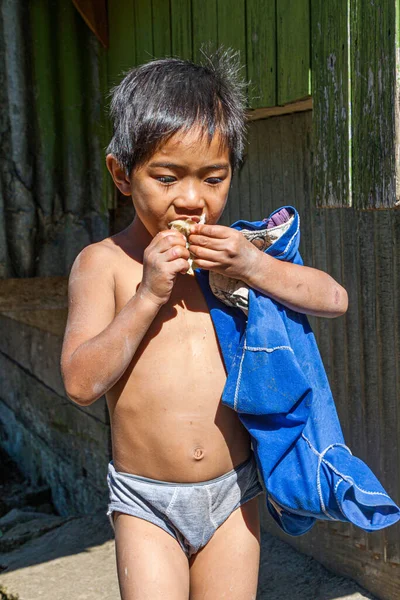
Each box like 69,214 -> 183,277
192,259 -> 221,270
189,246 -> 221,261
188,234 -> 225,249
191,224 -> 230,238
152,232 -> 186,251
163,246 -> 190,262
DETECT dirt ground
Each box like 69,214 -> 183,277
0,448 -> 377,600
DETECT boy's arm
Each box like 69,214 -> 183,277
189,225 -> 348,318
242,252 -> 348,318
60,244 -> 160,406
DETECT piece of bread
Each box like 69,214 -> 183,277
168,215 -> 205,275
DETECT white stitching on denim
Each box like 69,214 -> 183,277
305,438 -> 392,499
301,432 -> 393,518
165,487 -> 179,517
302,433 -> 352,520
244,345 -> 294,353
234,335 -> 247,411
276,213 -> 300,257
334,478 -> 343,494
333,478 -> 348,518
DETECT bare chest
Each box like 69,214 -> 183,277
110,255 -> 227,403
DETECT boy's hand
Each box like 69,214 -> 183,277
188,224 -> 259,280
140,230 -> 190,306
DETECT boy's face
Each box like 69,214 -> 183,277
107,127 -> 232,237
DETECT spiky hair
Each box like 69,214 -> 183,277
106,47 -> 248,176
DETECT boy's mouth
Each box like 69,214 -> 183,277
174,214 -> 204,223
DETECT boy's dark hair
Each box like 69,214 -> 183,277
106,48 -> 247,176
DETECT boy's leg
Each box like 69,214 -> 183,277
113,511 -> 190,600
188,496 -> 261,600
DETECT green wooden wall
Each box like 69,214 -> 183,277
0,0 -> 110,278
107,0 -> 311,110
312,0 -> 400,209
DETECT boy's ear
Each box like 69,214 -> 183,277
106,154 -> 132,196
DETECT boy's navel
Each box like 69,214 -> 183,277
193,447 -> 205,460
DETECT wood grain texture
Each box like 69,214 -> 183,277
151,0 -> 172,58
107,0 -> 135,85
217,0 -> 246,76
170,0 -> 192,59
277,0 -> 310,105
355,211 -> 384,559
229,112 -> 400,596
192,0 -> 217,63
134,0 -> 153,64
375,210 -> 400,564
311,0 -> 350,207
56,0 -> 87,215
342,208 -> 368,554
351,0 -> 397,208
29,0 -> 57,218
246,0 -> 276,108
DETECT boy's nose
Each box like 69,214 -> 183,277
174,182 -> 205,210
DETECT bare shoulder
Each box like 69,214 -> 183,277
70,237 -> 120,281
62,238 -> 120,371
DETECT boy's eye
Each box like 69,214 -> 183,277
205,177 -> 223,185
156,176 -> 176,184
155,175 -> 224,185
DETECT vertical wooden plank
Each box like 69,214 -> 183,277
257,119 -> 275,217
107,0 -> 135,85
217,0 -> 247,222
311,209 -> 331,383
30,0 -> 56,218
396,0 -> 400,206
311,0 -> 350,207
351,0 -> 397,208
262,117 -> 284,210
394,209 -> 400,564
217,0 -> 246,69
278,115 -> 297,212
375,211 -> 400,564
357,211 -> 384,559
246,0 -> 276,108
295,111 -> 313,265
327,208 -> 351,540
192,0 -> 217,63
106,0 -> 135,213
134,0 -> 154,64
231,142 -> 250,224
277,0 -> 310,105
0,0 -> 36,277
342,208 -> 368,553
57,0 -> 87,215
170,0 -> 192,59
246,122 -> 259,221
152,0 -> 171,58
83,32 -> 111,230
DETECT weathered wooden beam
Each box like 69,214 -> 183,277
246,97 -> 312,121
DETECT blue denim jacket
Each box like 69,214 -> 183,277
195,206 -> 400,536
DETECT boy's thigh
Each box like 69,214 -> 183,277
189,496 -> 261,600
113,511 -> 190,600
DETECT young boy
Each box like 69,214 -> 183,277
61,51 -> 348,600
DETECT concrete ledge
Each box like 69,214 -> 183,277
0,276 -> 68,337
